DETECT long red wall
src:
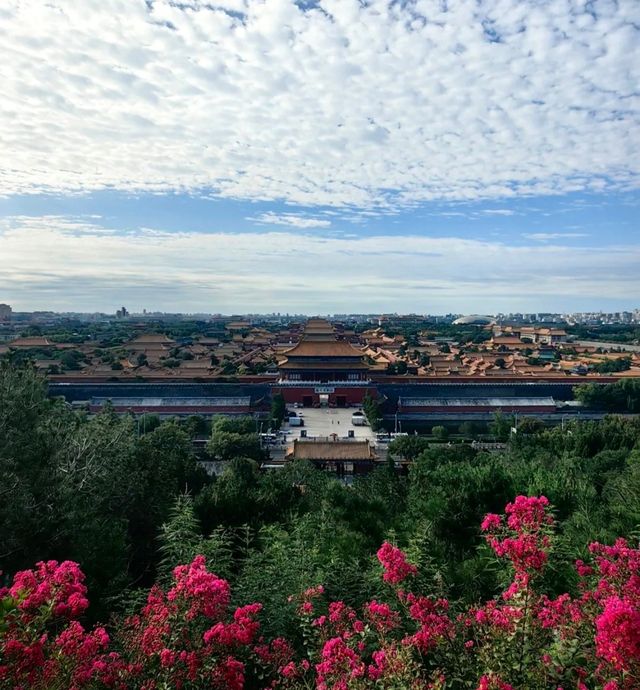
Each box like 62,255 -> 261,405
272,385 -> 374,406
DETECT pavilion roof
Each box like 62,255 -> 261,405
289,439 -> 375,461
279,360 -> 370,370
9,336 -> 54,347
130,333 -> 175,343
282,338 -> 366,358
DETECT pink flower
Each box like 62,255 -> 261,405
159,648 -> 175,668
376,542 -> 417,585
316,637 -> 365,690
595,596 -> 640,671
167,555 -> 230,620
203,603 -> 262,647
10,560 -> 88,620
481,513 -> 502,531
477,673 -> 515,690
364,600 -> 400,632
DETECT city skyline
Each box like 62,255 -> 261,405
1,1 -> 639,312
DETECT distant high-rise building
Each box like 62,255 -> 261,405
116,306 -> 129,319
0,303 -> 12,322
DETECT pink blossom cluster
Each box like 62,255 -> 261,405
167,554 -> 231,620
253,635 -> 311,685
401,593 -> 453,652
481,496 -> 552,574
376,541 -> 417,584
3,496 -> 640,690
595,596 -> 640,672
203,603 -> 262,646
9,559 -> 89,619
364,600 -> 400,632
477,673 -> 515,690
0,561 -> 124,689
120,556 -> 262,689
316,636 -> 365,690
290,584 -> 324,616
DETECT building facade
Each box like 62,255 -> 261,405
275,319 -> 374,406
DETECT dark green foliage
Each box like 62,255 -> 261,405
207,431 -> 264,462
388,435 -> 432,460
517,417 -> 545,434
489,410 -> 514,441
270,393 -> 286,430
592,357 -> 632,373
158,494 -> 234,583
212,415 -> 256,435
206,415 -> 265,462
182,414 -> 209,436
59,350 -> 84,370
3,362 -> 640,639
458,421 -> 479,437
431,425 -> 448,440
136,413 -> 161,433
566,323 -> 640,343
362,393 -> 383,431
574,378 -> 640,411
0,365 -> 208,620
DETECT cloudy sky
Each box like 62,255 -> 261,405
1,0 -> 639,314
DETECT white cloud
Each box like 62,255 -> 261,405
247,212 -> 331,228
0,0 -> 638,208
480,209 -> 516,216
523,232 -> 590,241
1,216 -> 637,313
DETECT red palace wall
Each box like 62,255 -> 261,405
272,385 -> 375,406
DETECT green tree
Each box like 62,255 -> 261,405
59,350 -> 83,371
137,413 -> 161,434
207,430 -> 263,462
592,357 -> 631,373
388,435 -> 431,461
574,379 -> 640,412
517,417 -> 545,434
362,394 -> 383,432
395,360 -> 408,375
431,425 -> 448,440
489,410 -> 513,441
158,494 -> 233,583
212,415 -> 256,435
270,393 -> 286,431
458,421 -> 478,437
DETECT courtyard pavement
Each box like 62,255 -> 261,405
267,406 -> 381,464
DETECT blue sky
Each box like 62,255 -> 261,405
1,0 -> 639,314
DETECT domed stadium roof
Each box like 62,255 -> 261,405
452,315 -> 496,325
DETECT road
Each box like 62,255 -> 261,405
575,340 -> 640,353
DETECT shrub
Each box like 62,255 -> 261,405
2,497 -> 639,689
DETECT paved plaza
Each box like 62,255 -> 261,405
267,406 -> 379,464
285,406 -> 376,441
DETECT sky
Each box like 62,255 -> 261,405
1,0 -> 639,315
